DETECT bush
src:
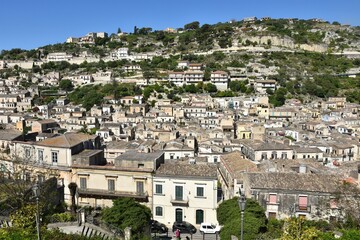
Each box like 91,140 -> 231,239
49,212 -> 76,223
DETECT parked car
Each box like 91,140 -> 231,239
172,221 -> 197,234
150,220 -> 168,234
199,223 -> 222,234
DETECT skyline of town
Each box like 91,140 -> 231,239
1,12 -> 360,239
1,0 -> 360,50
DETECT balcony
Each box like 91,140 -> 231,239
295,204 -> 311,213
78,188 -> 148,201
266,200 -> 280,205
170,195 -> 189,206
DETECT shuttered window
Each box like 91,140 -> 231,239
298,196 -> 308,210
269,194 -> 277,204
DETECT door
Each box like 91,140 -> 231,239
175,208 -> 183,222
196,209 -> 204,224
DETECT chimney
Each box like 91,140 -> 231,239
299,164 -> 307,174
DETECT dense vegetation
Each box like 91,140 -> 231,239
101,197 -> 151,239
1,18 -> 360,108
217,197 -> 360,240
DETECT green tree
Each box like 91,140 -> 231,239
102,198 -> 151,239
269,87 -> 287,107
280,217 -> 320,240
184,84 -> 199,93
204,83 -> 217,93
10,204 -> 38,230
229,81 -> 247,92
184,21 -> 200,30
217,197 -> 267,240
59,79 -> 74,92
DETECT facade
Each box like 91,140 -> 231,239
73,151 -> 164,209
8,133 -> 101,204
168,72 -> 185,86
210,71 -> 229,91
47,52 -> 73,62
243,172 -> 342,220
153,162 -> 218,226
184,71 -> 204,85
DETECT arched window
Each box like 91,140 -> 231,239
155,206 -> 163,216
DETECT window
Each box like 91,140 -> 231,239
155,206 -> 163,216
196,187 -> 204,197
52,151 -> 58,164
298,196 -> 308,210
37,175 -> 45,183
136,181 -> 144,194
268,194 -> 277,204
25,148 -> 31,159
268,212 -> 277,219
80,177 -> 87,189
175,186 -> 183,201
138,163 -> 144,168
108,179 -> 115,192
24,172 -> 31,182
155,184 -> 163,194
330,199 -> 338,209
38,149 -> 43,163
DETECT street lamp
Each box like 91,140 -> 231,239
238,193 -> 246,240
32,182 -> 41,240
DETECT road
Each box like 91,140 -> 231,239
153,229 -> 220,240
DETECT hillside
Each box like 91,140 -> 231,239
1,17 -> 360,107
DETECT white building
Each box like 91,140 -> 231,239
254,80 -> 277,93
210,71 -> 229,91
47,52 -> 73,62
153,162 -> 219,226
168,72 -> 185,86
184,71 -> 204,85
113,48 -> 129,59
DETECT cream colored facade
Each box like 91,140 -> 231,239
153,174 -> 218,226
73,166 -> 154,208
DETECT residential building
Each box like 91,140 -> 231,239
74,151 -> 164,209
153,161 -> 218,226
210,71 -> 229,91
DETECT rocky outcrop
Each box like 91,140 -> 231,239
240,35 -> 328,53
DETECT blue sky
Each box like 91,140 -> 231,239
1,0 -> 359,51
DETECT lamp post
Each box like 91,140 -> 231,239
238,193 -> 246,240
32,182 -> 41,240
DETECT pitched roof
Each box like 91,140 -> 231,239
36,133 -> 96,148
156,162 -> 217,179
115,151 -> 164,162
244,172 -> 342,193
220,151 -> 258,179
0,129 -> 23,141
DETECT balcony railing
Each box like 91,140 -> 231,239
295,204 -> 311,213
78,188 -> 148,201
170,195 -> 189,206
